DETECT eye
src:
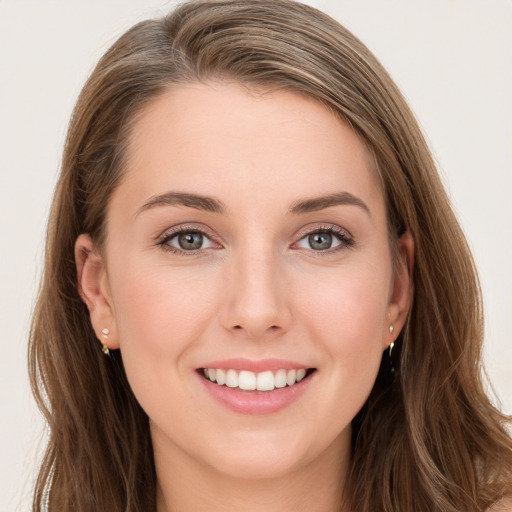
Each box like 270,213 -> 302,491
161,229 -> 217,252
294,227 -> 353,252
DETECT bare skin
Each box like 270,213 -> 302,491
76,82 -> 413,511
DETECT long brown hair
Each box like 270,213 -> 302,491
29,1 -> 512,510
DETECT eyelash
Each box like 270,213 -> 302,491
157,224 -> 354,255
293,224 -> 354,254
157,224 -> 220,255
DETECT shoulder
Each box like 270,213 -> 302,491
488,497 -> 512,512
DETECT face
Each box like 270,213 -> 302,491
77,82 -> 411,482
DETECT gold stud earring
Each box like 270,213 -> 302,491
100,328 -> 110,355
389,325 -> 395,356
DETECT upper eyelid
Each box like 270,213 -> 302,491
293,223 -> 353,241
158,223 -> 219,242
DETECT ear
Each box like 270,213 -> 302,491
384,230 -> 414,349
75,234 -> 119,350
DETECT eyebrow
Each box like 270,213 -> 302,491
137,190 -> 370,217
289,191 -> 371,216
138,191 -> 225,215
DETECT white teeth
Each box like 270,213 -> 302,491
203,367 -> 311,391
239,370 -> 256,390
256,370 -> 275,391
216,368 -> 226,385
286,369 -> 297,386
275,369 -> 287,388
225,369 -> 238,388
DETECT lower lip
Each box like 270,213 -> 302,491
198,372 -> 314,415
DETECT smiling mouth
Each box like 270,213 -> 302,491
200,368 -> 317,392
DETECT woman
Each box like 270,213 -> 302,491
29,0 -> 512,510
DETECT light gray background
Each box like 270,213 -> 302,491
1,1 -> 510,511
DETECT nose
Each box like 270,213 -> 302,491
220,249 -> 292,339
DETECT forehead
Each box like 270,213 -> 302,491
118,81 -> 384,220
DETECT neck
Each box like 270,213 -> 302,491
154,430 -> 352,512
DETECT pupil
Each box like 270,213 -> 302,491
178,232 -> 203,250
309,232 -> 332,250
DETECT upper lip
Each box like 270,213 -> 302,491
198,358 -> 312,373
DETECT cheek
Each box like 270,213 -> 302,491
108,258 -> 222,396
297,264 -> 390,399
300,265 -> 390,345
106,258 -> 227,432
112,261 -> 215,341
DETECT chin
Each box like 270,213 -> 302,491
199,426 -> 344,482
208,448 -> 307,481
